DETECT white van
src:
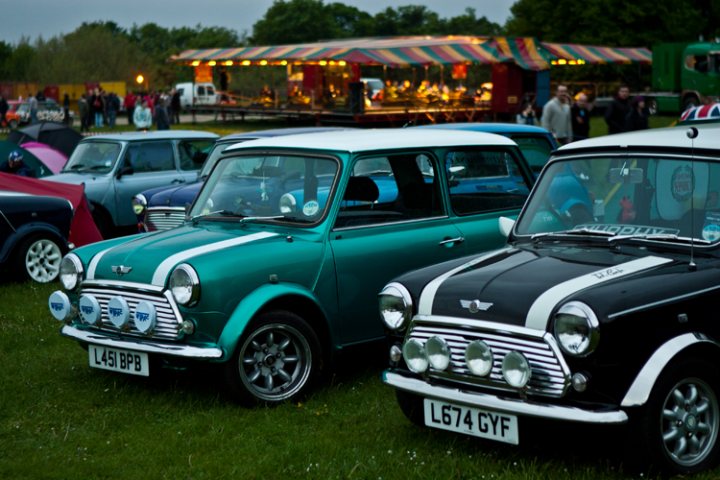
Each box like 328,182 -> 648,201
175,82 -> 219,109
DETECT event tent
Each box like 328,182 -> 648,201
172,36 -> 652,71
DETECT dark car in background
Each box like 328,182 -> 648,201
132,127 -> 352,231
381,124 -> 720,475
415,123 -> 558,175
0,191 -> 72,283
43,130 -> 218,237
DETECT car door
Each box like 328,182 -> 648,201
329,152 -> 467,345
444,146 -> 534,254
113,140 -> 182,226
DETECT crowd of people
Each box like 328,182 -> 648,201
77,88 -> 182,132
518,84 -> 649,144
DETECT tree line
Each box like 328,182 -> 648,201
0,0 -> 717,88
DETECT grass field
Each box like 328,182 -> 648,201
3,114 -> 715,480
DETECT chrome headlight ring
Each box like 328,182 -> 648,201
59,254 -> 84,291
553,301 -> 600,357
169,263 -> 200,306
378,282 -> 413,331
132,194 -> 148,216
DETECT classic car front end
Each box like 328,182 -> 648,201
381,125 -> 720,475
50,128 -> 537,407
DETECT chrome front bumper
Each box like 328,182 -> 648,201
61,325 -> 224,359
383,370 -> 628,424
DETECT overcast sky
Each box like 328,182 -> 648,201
1,0 -> 515,45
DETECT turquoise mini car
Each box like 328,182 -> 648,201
49,129 -> 535,405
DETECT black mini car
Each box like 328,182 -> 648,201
0,192 -> 73,282
380,124 -> 720,475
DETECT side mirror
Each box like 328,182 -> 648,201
498,216 -> 515,238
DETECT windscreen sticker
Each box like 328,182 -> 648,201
302,200 -> 320,216
702,212 -> 720,242
574,224 -> 680,236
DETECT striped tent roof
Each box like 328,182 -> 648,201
173,36 -> 507,65
491,37 -> 554,70
542,42 -> 652,64
171,36 -> 652,70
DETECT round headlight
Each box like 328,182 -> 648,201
132,194 -> 148,215
378,283 -> 413,331
402,339 -> 429,373
169,264 -> 200,306
59,254 -> 83,291
279,193 -> 297,214
465,340 -> 493,376
426,336 -> 450,371
553,301 -> 599,357
502,351 -> 532,388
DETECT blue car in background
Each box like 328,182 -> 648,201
133,127 -> 353,231
414,123 -> 558,175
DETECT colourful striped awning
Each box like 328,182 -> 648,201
491,37 -> 554,71
171,36 -> 652,69
542,42 -> 652,65
173,36 -> 506,66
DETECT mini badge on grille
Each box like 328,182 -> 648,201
111,265 -> 132,276
460,299 -> 493,313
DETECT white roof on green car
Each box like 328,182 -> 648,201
223,128 -> 516,154
556,124 -> 720,153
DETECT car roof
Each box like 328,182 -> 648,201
415,122 -> 552,135
224,128 -> 515,154
80,130 -> 219,142
217,126 -> 354,143
555,124 -> 720,155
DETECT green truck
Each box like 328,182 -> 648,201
650,42 -> 720,113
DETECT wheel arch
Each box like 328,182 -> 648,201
6,224 -> 67,260
217,283 -> 333,364
621,332 -> 720,408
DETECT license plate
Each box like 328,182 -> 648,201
423,399 -> 519,445
89,345 -> 149,377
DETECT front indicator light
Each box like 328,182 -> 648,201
402,339 -> 428,373
502,351 -> 531,388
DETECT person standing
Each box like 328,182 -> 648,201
62,93 -> 70,125
154,94 -> 170,130
169,88 -> 181,124
604,85 -> 631,134
571,93 -> 591,141
516,100 -> 536,125
90,88 -> 104,128
106,92 -> 120,129
0,94 -> 8,127
78,94 -> 89,132
625,96 -> 649,131
541,84 -> 573,145
28,93 -> 38,124
133,100 -> 152,131
124,91 -> 136,126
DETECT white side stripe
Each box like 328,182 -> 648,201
524,255 -> 673,331
151,231 -> 278,286
418,247 -> 511,315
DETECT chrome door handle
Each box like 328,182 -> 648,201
439,236 -> 465,246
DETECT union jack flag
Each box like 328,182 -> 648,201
680,103 -> 720,122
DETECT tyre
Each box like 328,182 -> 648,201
224,311 -> 321,406
629,359 -> 720,475
15,236 -> 63,283
396,389 -> 425,427
682,95 -> 700,112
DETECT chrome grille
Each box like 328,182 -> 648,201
407,318 -> 570,398
80,285 -> 183,340
146,207 -> 185,231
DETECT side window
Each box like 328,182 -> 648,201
334,153 -> 442,228
124,142 -> 174,173
178,139 -> 214,170
511,136 -> 554,175
446,148 -> 531,215
197,86 -> 206,96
